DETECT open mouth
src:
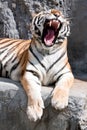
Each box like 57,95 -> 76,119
42,19 -> 61,47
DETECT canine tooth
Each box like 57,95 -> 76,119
49,21 -> 52,26
57,23 -> 60,28
53,20 -> 55,21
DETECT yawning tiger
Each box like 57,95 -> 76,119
21,9 -> 74,121
0,9 -> 74,121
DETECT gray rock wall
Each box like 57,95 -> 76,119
67,0 -> 87,80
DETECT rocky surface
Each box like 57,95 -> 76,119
0,78 -> 87,130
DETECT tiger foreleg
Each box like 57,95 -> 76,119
51,72 -> 74,110
21,75 -> 44,122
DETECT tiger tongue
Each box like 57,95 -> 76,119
44,29 -> 55,46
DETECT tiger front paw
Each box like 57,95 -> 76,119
51,88 -> 69,110
27,97 -> 44,122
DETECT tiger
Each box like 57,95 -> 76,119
0,9 -> 74,122
21,9 -> 74,121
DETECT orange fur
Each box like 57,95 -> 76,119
19,50 -> 29,76
0,38 -> 31,56
0,38 -> 31,80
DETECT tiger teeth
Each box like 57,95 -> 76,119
53,20 -> 56,22
57,23 -> 60,28
49,21 -> 52,26
48,20 -> 60,28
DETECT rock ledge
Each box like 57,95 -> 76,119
0,78 -> 87,130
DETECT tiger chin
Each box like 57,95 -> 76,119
21,9 -> 74,121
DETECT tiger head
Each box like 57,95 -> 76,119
31,9 -> 70,48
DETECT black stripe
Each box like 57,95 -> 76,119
29,61 -> 39,70
0,48 -> 7,55
1,54 -> 7,62
3,55 -> 16,68
1,51 -> 15,65
60,26 -> 66,34
0,63 -> 2,76
35,44 -> 40,53
27,60 -> 40,72
0,40 -> 17,49
26,69 -> 40,79
26,69 -> 41,85
0,40 -> 24,50
6,71 -> 9,78
55,71 -> 71,82
58,36 -> 65,40
47,51 -> 66,72
37,14 -> 41,24
34,16 -> 37,26
37,16 -> 43,25
12,56 -> 17,63
30,47 -> 46,70
53,61 -> 68,79
10,62 -> 19,74
0,39 -> 11,44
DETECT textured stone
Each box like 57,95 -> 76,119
0,78 -> 87,130
0,2 -> 19,38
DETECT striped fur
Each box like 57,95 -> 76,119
0,38 -> 31,80
21,9 -> 74,121
0,9 -> 74,122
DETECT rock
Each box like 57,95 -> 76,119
0,2 -> 19,38
67,0 -> 87,80
0,78 -> 87,130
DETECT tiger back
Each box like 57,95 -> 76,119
0,38 -> 31,80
